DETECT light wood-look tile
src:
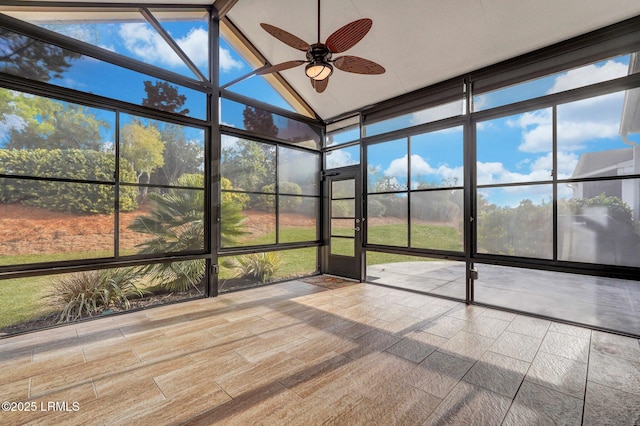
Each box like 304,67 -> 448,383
0,279 -> 635,424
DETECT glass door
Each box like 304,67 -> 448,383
326,166 -> 362,280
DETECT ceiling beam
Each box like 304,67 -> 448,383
213,0 -> 239,19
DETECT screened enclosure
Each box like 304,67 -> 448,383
1,3 -> 639,337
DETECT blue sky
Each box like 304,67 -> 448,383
365,56 -> 638,207
2,15 -> 638,209
10,14 -> 294,120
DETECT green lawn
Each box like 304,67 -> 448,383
0,275 -> 56,329
368,223 -> 462,251
0,250 -> 114,267
0,222 -> 459,330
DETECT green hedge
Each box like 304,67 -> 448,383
258,182 -> 302,212
0,149 -> 137,214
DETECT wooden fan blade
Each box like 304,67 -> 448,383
333,55 -> 385,75
256,60 -> 306,75
311,77 -> 329,93
260,23 -> 310,51
325,18 -> 372,53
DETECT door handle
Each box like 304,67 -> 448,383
354,227 -> 360,231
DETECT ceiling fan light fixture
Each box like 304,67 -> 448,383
305,61 -> 333,80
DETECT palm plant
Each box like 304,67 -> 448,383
128,173 -> 247,292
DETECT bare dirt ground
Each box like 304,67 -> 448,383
0,204 -> 317,256
0,203 -> 152,256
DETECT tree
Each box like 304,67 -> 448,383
142,80 -> 189,115
142,81 -> 202,186
0,28 -> 81,81
5,92 -> 108,151
221,138 -> 275,195
243,105 -> 278,137
477,198 -> 552,258
150,123 -> 203,186
120,121 -> 164,193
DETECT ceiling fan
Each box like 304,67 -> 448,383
256,0 -> 385,93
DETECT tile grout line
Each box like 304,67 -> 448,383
580,330 -> 593,426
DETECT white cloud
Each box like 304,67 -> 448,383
383,154 -> 463,186
407,154 -> 434,175
547,60 -> 629,94
220,47 -> 244,73
119,24 -> 242,73
120,23 -> 181,66
514,85 -> 624,154
529,151 -> 579,179
175,28 -> 208,66
477,160 -> 550,185
384,155 -> 409,177
326,149 -> 356,168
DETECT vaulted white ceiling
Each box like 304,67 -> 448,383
227,0 -> 640,120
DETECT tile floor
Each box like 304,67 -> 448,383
0,279 -> 639,425
367,261 -> 640,335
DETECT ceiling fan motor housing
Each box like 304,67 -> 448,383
306,43 -> 333,80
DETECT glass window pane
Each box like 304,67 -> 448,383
0,261 -> 205,335
326,145 -> 360,169
4,8 -> 209,80
332,199 -> 355,218
411,126 -> 464,188
220,99 -> 321,149
411,190 -> 464,251
332,219 -> 354,237
278,196 -> 318,243
332,180 -> 355,198
0,26 -> 206,119
0,178 -> 114,265
121,186 -> 204,256
477,185 -> 553,258
119,113 -> 205,187
474,53 -> 638,112
222,195 -> 276,247
331,237 -> 354,257
326,124 -> 359,146
0,89 -> 115,181
150,9 -> 210,78
477,109 -> 553,185
365,100 -> 463,137
368,139 -> 408,192
221,135 -> 276,193
558,88 -> 640,180
367,193 -> 408,246
558,178 -> 640,267
279,146 -> 319,195
219,247 -> 317,292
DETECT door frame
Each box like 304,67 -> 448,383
321,165 -> 363,281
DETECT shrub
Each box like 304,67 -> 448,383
232,252 -> 282,283
0,148 -> 137,213
561,193 -> 634,226
257,182 -> 302,211
221,177 -> 250,209
47,268 -> 146,323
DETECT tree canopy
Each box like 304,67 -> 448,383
142,80 -> 190,115
2,90 -> 109,151
120,121 -> 164,185
243,106 -> 278,138
0,28 -> 81,81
